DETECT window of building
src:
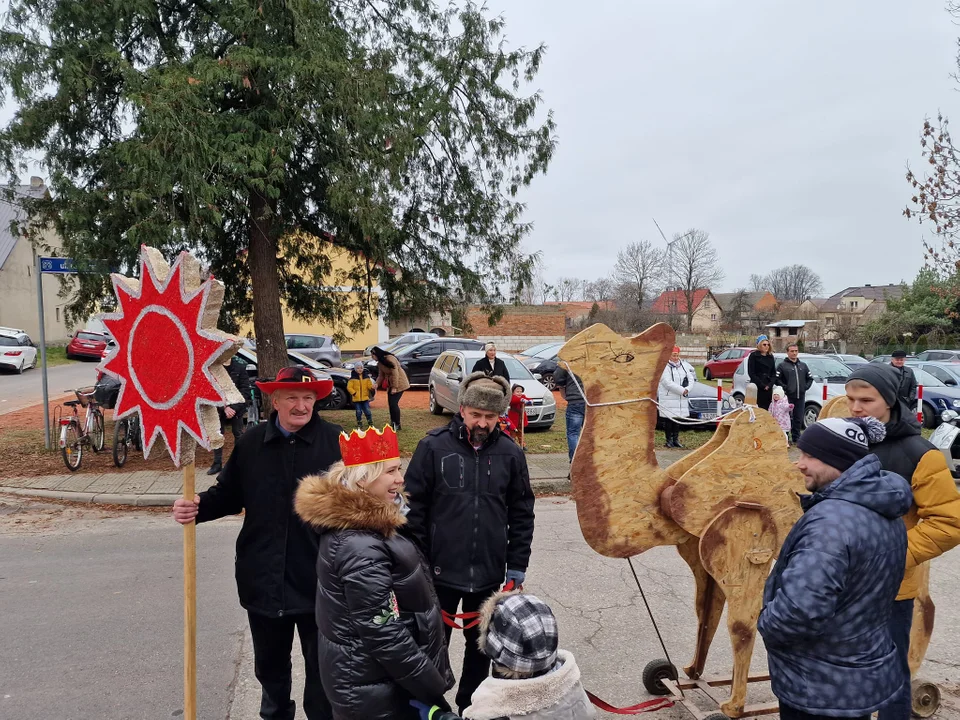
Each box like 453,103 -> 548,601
711,313 -> 717,321
850,301 -> 858,309
55,307 -> 60,322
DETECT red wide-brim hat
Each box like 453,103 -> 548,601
255,366 -> 333,399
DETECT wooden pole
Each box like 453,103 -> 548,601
183,441 -> 197,720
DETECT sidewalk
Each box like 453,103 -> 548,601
0,450 -> 691,505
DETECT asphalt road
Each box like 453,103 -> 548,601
3,496 -> 960,719
0,360 -> 100,414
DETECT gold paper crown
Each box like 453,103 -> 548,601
339,425 -> 400,468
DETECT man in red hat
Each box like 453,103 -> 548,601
173,366 -> 341,720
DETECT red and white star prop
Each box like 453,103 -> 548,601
99,246 -> 243,466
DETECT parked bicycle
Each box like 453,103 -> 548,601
112,413 -> 142,468
58,387 -> 105,471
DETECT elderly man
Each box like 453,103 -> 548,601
890,350 -> 918,408
845,364 -> 960,720
759,416 -> 912,720
404,371 -> 535,714
173,366 -> 341,720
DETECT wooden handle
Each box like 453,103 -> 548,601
183,461 -> 197,720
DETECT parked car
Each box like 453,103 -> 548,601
66,330 -> 110,360
429,350 -> 557,429
703,347 -> 754,380
907,367 -> 960,428
283,333 -> 341,367
911,361 -> 960,388
823,353 -> 869,368
514,341 -> 564,363
0,327 -> 38,374
363,332 -> 438,357
915,349 -> 960,362
235,347 -> 352,411
658,381 -> 736,430
521,350 -> 564,390
732,353 -> 854,428
362,337 -> 485,386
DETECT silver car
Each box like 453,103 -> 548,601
428,350 -> 557,429
283,334 -> 342,367
732,352 -> 853,428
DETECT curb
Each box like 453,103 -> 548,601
1,476 -> 572,506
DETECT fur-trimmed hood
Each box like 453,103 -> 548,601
463,650 -> 595,720
294,473 -> 405,537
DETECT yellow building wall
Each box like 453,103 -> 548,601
239,241 -> 388,352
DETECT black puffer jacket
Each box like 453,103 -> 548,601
295,474 -> 454,720
404,415 -> 535,593
196,412 -> 342,616
225,355 -> 253,411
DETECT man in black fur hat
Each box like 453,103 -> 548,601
404,371 -> 536,713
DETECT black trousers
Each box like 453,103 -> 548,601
780,705 -> 867,720
388,390 -> 404,427
788,395 -> 805,442
218,406 -> 244,439
436,585 -> 496,713
246,611 -> 332,720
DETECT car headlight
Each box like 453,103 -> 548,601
721,398 -> 732,412
952,399 -> 960,408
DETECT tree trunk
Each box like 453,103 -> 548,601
248,189 -> 288,381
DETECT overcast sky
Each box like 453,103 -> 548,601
491,1 -> 960,296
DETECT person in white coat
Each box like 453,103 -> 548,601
659,345 -> 697,448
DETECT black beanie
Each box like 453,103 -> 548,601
847,365 -> 899,408
797,417 -> 886,472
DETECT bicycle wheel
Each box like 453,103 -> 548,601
60,423 -> 82,471
113,419 -> 129,467
91,410 -> 105,452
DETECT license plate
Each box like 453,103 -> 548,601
525,408 -> 537,417
699,413 -> 717,420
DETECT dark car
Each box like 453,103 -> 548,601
66,330 -> 109,360
236,347 -> 353,411
909,366 -> 960,428
364,337 -> 485,386
522,351 -> 562,390
871,354 -> 916,364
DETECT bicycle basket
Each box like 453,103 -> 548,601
75,386 -> 97,407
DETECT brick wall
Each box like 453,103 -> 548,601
465,305 -> 566,352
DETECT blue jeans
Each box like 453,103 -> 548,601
354,400 -> 372,424
878,599 -> 914,720
566,402 -> 585,463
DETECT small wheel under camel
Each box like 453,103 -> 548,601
641,658 -> 679,696
912,679 -> 941,718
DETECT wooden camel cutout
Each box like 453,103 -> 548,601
559,323 -> 805,717
819,396 -> 935,677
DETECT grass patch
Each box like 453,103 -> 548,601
41,346 -> 75,367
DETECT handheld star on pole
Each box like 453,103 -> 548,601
99,245 -> 244,465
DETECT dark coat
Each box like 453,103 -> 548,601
747,351 -> 777,390
775,357 -> 813,400
225,356 -> 253,412
552,366 -> 584,405
404,415 -> 536,593
758,455 -> 912,716
892,364 -> 918,405
472,356 -> 511,382
196,412 -> 342,616
295,474 -> 454,720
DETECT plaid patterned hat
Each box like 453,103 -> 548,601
479,592 -> 559,675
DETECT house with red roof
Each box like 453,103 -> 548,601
650,288 -> 721,333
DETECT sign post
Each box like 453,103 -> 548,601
36,256 -> 78,449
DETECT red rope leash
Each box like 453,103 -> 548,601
441,581 -> 517,630
585,691 -> 675,715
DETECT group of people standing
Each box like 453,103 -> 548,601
172,364 -> 596,720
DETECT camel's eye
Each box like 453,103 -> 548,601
613,351 -> 635,363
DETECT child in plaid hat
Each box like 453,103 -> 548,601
411,591 -> 595,720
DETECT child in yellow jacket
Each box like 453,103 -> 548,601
347,362 -> 376,429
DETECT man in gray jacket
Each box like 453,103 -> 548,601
776,344 -> 812,443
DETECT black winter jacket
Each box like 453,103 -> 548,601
295,474 -> 454,720
225,356 -> 253,412
472,356 -> 511,382
747,351 -> 777,391
776,358 -> 813,399
404,415 -> 535,593
196,412 -> 342,616
553,366 -> 585,405
892,364 -> 919,405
